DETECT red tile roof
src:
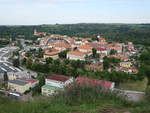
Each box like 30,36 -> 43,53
45,51 -> 60,56
76,76 -> 113,89
78,44 -> 92,50
47,74 -> 71,82
68,51 -> 86,56
54,44 -> 71,49
19,78 -> 38,83
99,53 -> 107,56
96,48 -> 107,51
99,37 -> 106,41
131,68 -> 139,73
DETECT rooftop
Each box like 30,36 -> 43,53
46,74 -> 72,82
45,51 -> 60,56
99,37 -> 106,41
78,44 -> 92,50
19,78 -> 38,83
67,51 -> 85,56
8,79 -> 29,86
42,84 -> 63,90
76,76 -> 114,89
0,62 -> 20,73
96,48 -> 107,51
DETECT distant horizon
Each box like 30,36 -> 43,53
0,22 -> 150,26
0,0 -> 150,25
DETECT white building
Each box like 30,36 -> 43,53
42,74 -> 74,96
67,51 -> 87,61
78,44 -> 92,53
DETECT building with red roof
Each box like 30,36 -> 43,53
76,76 -> 115,89
42,74 -> 74,96
67,51 -> 87,61
96,48 -> 108,55
44,50 -> 60,59
53,44 -> 71,51
78,44 -> 93,53
18,78 -> 39,88
99,37 -> 106,42
46,74 -> 72,82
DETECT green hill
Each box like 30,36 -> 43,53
0,24 -> 150,45
0,85 -> 150,113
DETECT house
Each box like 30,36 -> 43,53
8,79 -> 31,93
96,48 -> 108,55
42,85 -> 63,96
120,62 -> 132,68
110,46 -> 122,53
42,74 -> 74,96
53,44 -> 71,51
99,37 -> 106,42
8,78 -> 39,93
67,51 -> 87,61
128,42 -> 134,51
99,53 -> 107,57
0,62 -> 22,81
85,65 -> 103,71
78,44 -> 92,53
43,51 -> 60,59
18,78 -> 39,88
76,76 -> 115,89
34,29 -> 46,36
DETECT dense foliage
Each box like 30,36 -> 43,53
0,40 -> 9,48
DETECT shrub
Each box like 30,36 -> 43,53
145,85 -> 150,100
53,84 -> 129,106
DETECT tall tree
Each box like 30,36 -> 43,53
3,71 -> 8,82
12,58 -> 20,67
92,48 -> 97,58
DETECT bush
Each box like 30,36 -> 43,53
145,85 -> 150,100
53,84 -> 129,106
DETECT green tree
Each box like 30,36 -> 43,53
37,48 -> 44,58
3,71 -> 8,82
26,58 -> 33,69
59,50 -> 68,59
12,58 -> 20,67
21,58 -> 27,65
92,48 -> 97,58
110,49 -> 117,55
140,64 -> 150,86
103,57 -> 110,70
46,57 -> 53,64
108,71 -> 128,87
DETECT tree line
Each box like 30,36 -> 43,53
1,24 -> 150,45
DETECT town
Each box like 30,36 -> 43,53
0,0 -> 150,112
0,29 -> 143,102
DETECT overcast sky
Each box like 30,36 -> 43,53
0,0 -> 150,25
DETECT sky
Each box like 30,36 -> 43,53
0,0 -> 150,25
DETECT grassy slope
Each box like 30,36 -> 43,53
120,78 -> 147,92
1,84 -> 150,113
0,97 -> 150,113
0,98 -> 132,113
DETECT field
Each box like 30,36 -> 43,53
120,78 -> 147,92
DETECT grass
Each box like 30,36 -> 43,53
0,84 -> 150,113
120,78 -> 147,92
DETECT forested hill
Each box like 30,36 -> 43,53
0,23 -> 150,45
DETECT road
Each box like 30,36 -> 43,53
114,88 -> 145,102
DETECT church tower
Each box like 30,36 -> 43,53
34,29 -> 37,35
